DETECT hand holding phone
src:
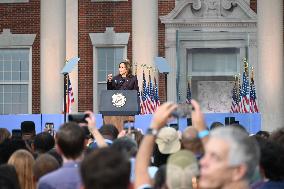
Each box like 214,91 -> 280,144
107,74 -> 113,82
12,129 -> 22,140
171,103 -> 193,118
45,122 -> 55,136
68,114 -> 89,123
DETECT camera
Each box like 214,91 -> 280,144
169,123 -> 179,131
68,114 -> 89,123
171,103 -> 193,118
123,120 -> 134,130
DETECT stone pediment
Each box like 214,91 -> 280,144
160,0 -> 256,24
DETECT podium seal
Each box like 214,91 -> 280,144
112,93 -> 127,107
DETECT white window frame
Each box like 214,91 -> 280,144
0,29 -> 36,114
89,27 -> 130,113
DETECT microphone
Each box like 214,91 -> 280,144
119,78 -> 125,85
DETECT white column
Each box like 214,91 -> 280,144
66,0 -> 78,112
166,46 -> 177,102
257,0 -> 284,131
132,0 -> 158,87
41,0 -> 66,113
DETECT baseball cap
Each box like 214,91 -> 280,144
166,150 -> 199,189
155,127 -> 181,154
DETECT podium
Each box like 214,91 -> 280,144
99,90 -> 139,131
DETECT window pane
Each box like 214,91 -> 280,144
0,71 -> 3,81
20,103 -> 28,113
20,85 -> 28,93
97,49 -> 106,70
97,83 -> 107,107
106,48 -> 115,69
0,104 -> 3,114
4,72 -> 11,81
12,93 -> 21,103
12,72 -> 20,81
114,48 -> 123,74
12,104 -> 21,114
4,61 -> 12,71
4,85 -> 12,93
3,104 -> 12,114
4,93 -> 12,103
12,85 -> 21,93
21,61 -> 29,71
20,91 -> 28,103
0,93 -> 3,103
21,71 -> 29,81
0,61 -> 3,71
191,48 -> 238,73
13,60 -> 21,71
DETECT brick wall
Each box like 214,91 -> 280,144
78,0 -> 132,111
250,0 -> 257,12
158,0 -> 175,102
0,0 -> 40,113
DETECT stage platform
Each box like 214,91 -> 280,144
0,113 -> 261,134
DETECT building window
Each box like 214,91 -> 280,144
0,49 -> 29,114
188,48 -> 239,76
97,47 -> 124,103
90,27 -> 130,112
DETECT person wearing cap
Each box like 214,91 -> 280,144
166,150 -> 200,189
135,100 -> 205,189
21,121 -> 36,141
152,127 -> 181,167
155,127 -> 181,155
134,102 -> 176,189
21,121 -> 36,150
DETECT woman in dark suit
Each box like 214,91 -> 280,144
107,60 -> 139,91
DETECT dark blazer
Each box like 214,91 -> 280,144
107,74 -> 139,91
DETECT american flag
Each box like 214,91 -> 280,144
147,72 -> 155,113
237,74 -> 242,113
66,76 -> 74,113
186,81 -> 192,104
240,61 -> 250,113
154,77 -> 161,109
250,70 -> 259,113
230,76 -> 240,113
140,71 -> 149,114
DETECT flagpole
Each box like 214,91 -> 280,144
63,73 -> 68,123
63,59 -> 69,123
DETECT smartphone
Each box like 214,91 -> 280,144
169,123 -> 179,131
45,122 -> 55,136
123,121 -> 134,130
171,103 -> 192,118
68,114 -> 89,123
12,129 -> 22,140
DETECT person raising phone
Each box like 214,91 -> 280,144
107,59 -> 138,91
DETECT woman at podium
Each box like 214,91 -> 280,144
107,59 -> 139,91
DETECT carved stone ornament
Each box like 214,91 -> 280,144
112,93 -> 127,108
191,0 -> 238,18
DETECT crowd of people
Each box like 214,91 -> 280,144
0,99 -> 284,189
